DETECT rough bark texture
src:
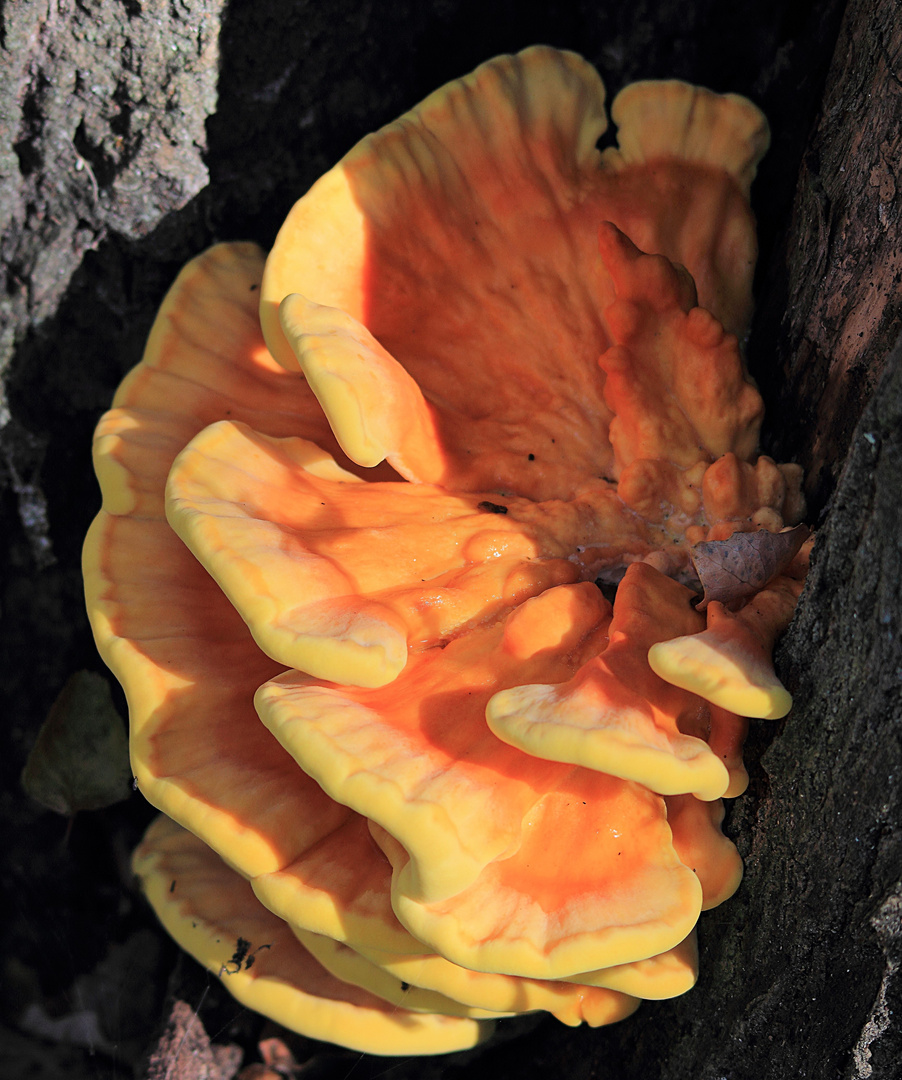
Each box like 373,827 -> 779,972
2,0 -> 900,1077
752,0 -> 902,516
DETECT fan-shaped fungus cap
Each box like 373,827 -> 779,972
84,45 -> 809,1055
255,586 -> 705,978
486,563 -> 733,801
295,928 -> 659,1027
354,936 -> 693,1017
84,243 -> 369,878
252,807 -> 689,1025
260,47 -> 769,503
164,418 -> 603,688
133,816 -> 493,1055
649,545 -> 811,719
665,794 -> 743,909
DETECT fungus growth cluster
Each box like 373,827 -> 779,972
85,48 -> 808,1055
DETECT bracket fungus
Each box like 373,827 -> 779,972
85,47 -> 809,1056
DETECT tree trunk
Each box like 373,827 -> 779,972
2,0 -> 900,1077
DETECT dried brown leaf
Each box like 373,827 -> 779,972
691,525 -> 810,610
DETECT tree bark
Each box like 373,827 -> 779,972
2,0 -> 899,1078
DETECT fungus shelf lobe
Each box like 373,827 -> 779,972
295,926 -> 643,1027
84,243 -> 369,878
250,804 -> 694,1024
486,562 -> 735,801
133,815 -> 493,1055
260,47 -> 769,503
254,587 -> 713,979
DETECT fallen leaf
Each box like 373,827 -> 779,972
21,671 -> 131,815
691,525 -> 810,610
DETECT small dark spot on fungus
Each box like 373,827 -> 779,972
528,453 -> 535,460
250,283 -> 259,291
477,500 -> 508,514
401,981 -> 411,992
170,880 -> 176,893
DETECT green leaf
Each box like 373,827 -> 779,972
21,671 -> 131,815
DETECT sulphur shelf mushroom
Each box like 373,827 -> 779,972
85,46 -> 808,1056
